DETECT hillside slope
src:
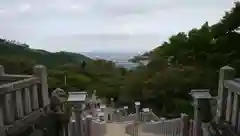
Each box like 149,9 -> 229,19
0,38 -> 91,68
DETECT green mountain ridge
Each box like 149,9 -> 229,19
0,38 -> 91,68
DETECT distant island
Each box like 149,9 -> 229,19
80,52 -> 141,69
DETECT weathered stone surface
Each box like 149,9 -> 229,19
29,129 -> 44,136
6,108 -> 43,135
0,127 -> 6,136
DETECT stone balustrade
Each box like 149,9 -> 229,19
0,65 -> 50,135
141,114 -> 189,136
125,121 -> 139,136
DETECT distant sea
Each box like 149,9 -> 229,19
80,52 -> 140,69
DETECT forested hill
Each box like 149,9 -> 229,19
0,38 -> 126,99
0,38 -> 91,68
123,2 -> 240,117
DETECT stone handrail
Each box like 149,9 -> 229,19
117,113 -> 137,122
0,65 -> 50,135
141,113 -> 189,136
141,111 -> 160,122
117,111 -> 160,122
125,121 -> 139,136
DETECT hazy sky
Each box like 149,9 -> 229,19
0,0 -> 236,52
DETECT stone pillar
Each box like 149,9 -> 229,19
34,65 -> 50,107
124,106 -> 128,117
99,112 -> 104,121
116,110 -> 120,120
86,115 -> 93,136
134,101 -> 140,121
31,84 -> 39,110
4,92 -> 15,124
90,103 -> 96,117
0,65 -> 4,75
74,109 -> 81,136
142,108 -> 150,122
0,106 -> 3,127
16,90 -> 24,119
23,87 -> 32,114
232,94 -> 239,129
226,91 -> 234,122
181,113 -> 189,136
191,89 -> 211,136
110,98 -> 114,108
216,66 -> 235,122
194,100 -> 201,136
70,119 -> 77,136
100,105 -> 106,121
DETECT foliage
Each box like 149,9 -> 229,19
123,2 -> 240,117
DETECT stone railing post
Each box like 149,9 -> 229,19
216,66 -> 235,123
23,87 -> 32,114
134,101 -> 140,121
15,90 -> 24,119
34,65 -> 50,107
0,106 -> 3,127
86,115 -> 93,136
142,108 -> 150,122
181,113 -> 189,136
110,98 -> 114,108
4,90 -> 15,124
124,106 -> 128,117
191,89 -> 212,136
31,84 -> 39,110
0,65 -> 4,75
0,99 -> 4,134
231,93 -> 239,130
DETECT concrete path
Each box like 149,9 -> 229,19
105,122 -> 131,136
105,122 -> 162,136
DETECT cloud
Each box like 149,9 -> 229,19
0,9 -> 5,14
19,3 -> 31,12
0,0 -> 236,52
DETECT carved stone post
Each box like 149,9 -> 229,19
0,101 -> 4,136
31,84 -> 39,110
86,115 -> 92,136
23,87 -> 32,114
216,66 -> 235,122
73,109 -> 81,136
142,108 -> 150,122
232,94 -> 240,131
191,89 -> 212,136
0,65 -> 4,75
4,90 -> 15,124
34,65 -> 50,107
16,90 -> 24,119
110,98 -> 114,108
134,101 -> 140,121
0,106 -> 3,127
181,113 -> 189,136
100,104 -> 106,121
0,65 -> 6,136
124,106 -> 128,117
226,91 -> 234,122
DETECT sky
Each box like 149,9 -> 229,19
0,0 -> 236,52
